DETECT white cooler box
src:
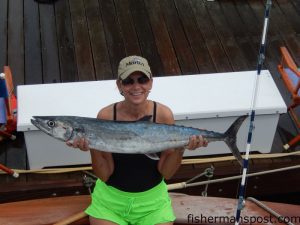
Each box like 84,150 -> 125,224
17,70 -> 287,169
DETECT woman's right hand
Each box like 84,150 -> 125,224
66,137 -> 90,151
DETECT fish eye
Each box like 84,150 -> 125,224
47,120 -> 56,127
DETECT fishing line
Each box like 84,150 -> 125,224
234,1 -> 273,225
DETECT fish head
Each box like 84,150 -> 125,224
31,116 -> 74,141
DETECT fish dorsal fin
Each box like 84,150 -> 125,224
138,115 -> 152,121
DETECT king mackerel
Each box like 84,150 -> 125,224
31,115 -> 247,166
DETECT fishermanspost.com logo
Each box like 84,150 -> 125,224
187,214 -> 300,224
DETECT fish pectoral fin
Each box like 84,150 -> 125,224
145,153 -> 160,160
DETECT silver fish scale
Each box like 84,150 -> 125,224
78,120 -> 194,153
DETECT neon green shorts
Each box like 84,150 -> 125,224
85,179 -> 176,225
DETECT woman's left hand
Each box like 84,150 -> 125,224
186,135 -> 208,150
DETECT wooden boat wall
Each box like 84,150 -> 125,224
1,153 -> 300,205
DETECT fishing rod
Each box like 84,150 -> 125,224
234,1 -> 273,225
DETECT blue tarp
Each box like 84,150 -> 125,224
284,68 -> 300,95
0,98 -> 6,124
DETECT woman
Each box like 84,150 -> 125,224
70,56 -> 208,225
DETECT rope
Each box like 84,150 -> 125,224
53,211 -> 87,225
234,1 -> 272,225
0,166 -> 92,175
0,151 -> 299,175
0,163 -> 19,177
167,164 -> 300,190
182,150 -> 300,165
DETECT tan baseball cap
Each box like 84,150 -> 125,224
118,56 -> 152,80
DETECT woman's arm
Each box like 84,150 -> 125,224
90,149 -> 114,182
157,103 -> 207,180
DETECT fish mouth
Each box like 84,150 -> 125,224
31,116 -> 74,141
31,116 -> 52,133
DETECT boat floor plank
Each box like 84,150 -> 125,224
160,0 -> 198,75
144,0 -> 181,75
270,0 -> 300,65
0,0 -> 8,69
174,0 -> 215,74
276,0 -> 300,35
24,0 -> 43,84
39,3 -> 61,83
115,0 -> 141,56
129,0 -> 164,76
235,0 -> 269,68
190,0 -> 231,73
220,0 -> 258,70
206,1 -> 250,71
247,0 -> 284,62
4,134 -> 27,171
84,0 -> 112,80
55,0 -> 78,82
291,0 -> 300,14
69,0 -> 95,81
7,0 -> 24,87
0,133 -> 28,186
98,0 -> 126,78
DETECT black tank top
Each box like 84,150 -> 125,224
106,101 -> 163,192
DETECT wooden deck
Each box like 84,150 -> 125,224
1,0 -> 300,202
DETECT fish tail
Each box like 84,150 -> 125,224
223,116 -> 248,166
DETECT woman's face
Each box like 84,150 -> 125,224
117,71 -> 153,105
